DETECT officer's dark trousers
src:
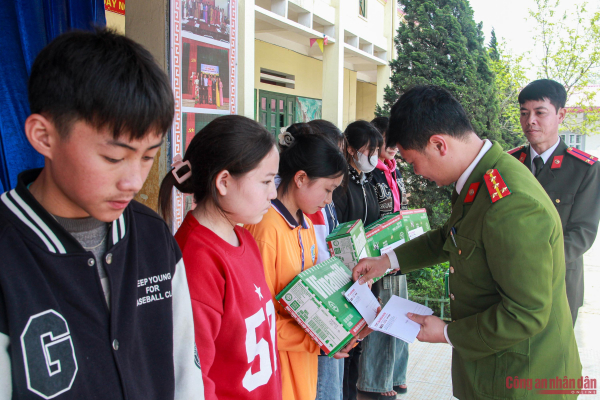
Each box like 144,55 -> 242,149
343,344 -> 362,400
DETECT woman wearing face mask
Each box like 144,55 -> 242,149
333,120 -> 382,227
332,120 -> 382,400
356,117 -> 409,400
370,117 -> 408,215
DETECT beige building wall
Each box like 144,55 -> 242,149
254,41 -> 378,130
356,81 -> 377,122
343,69 -> 357,128
255,40 -> 323,100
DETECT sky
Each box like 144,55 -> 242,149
468,0 -> 595,80
469,0 -> 538,58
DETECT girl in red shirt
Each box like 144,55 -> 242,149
158,115 -> 282,400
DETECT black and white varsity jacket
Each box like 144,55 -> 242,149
0,169 -> 204,400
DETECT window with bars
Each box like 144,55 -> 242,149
359,0 -> 367,18
561,133 -> 584,150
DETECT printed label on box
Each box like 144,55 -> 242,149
277,257 -> 366,356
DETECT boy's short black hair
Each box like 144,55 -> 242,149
518,79 -> 566,113
370,117 -> 389,136
388,85 -> 473,151
28,28 -> 174,139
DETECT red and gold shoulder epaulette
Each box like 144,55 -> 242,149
483,169 -> 512,203
507,145 -> 525,155
566,147 -> 598,165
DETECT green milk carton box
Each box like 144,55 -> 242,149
326,219 -> 371,271
363,210 -> 431,282
364,213 -> 406,282
365,212 -> 406,257
276,257 -> 367,357
401,208 -> 431,240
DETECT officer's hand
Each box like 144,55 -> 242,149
352,255 -> 392,284
407,313 -> 448,344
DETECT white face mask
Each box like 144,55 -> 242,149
354,150 -> 378,173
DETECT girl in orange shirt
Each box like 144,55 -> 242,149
245,124 -> 350,400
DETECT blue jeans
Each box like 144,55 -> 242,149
317,355 -> 344,400
357,275 -> 409,393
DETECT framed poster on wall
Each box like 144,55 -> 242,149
170,0 -> 238,229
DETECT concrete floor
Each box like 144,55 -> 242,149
358,237 -> 600,400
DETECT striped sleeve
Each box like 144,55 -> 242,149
0,332 -> 10,398
172,257 -> 205,399
0,226 -> 11,398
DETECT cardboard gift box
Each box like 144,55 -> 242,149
326,219 -> 372,271
365,212 -> 406,257
401,208 -> 431,240
364,209 -> 431,281
276,257 -> 367,357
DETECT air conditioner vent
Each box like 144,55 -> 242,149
260,68 -> 295,89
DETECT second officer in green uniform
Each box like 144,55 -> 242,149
353,86 -> 581,399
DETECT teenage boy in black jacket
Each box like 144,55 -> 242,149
0,29 -> 204,399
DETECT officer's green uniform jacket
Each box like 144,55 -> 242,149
394,142 -> 581,399
510,140 -> 600,323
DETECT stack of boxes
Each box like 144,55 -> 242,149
277,209 -> 432,356
276,257 -> 367,357
365,209 -> 431,257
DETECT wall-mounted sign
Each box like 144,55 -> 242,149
105,0 -> 125,15
201,64 -> 219,74
170,0 -> 238,229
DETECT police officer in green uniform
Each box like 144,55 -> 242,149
509,79 -> 600,326
353,86 -> 581,399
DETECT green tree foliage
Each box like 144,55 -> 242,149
376,0 -> 505,305
488,28 -> 500,62
377,0 -> 501,142
407,263 -> 450,318
488,39 -> 529,149
376,0 -> 503,233
528,0 -> 600,134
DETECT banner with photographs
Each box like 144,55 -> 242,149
170,0 -> 238,228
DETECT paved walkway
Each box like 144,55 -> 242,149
358,237 -> 600,400
574,238 -> 600,399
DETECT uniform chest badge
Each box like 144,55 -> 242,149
484,169 -> 512,203
551,155 -> 563,169
518,152 -> 527,164
463,182 -> 480,203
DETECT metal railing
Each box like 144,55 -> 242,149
409,296 -> 451,321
